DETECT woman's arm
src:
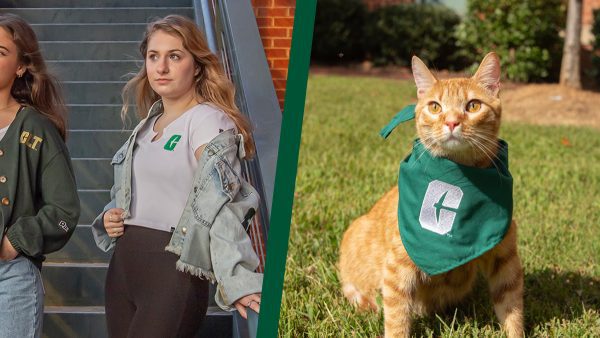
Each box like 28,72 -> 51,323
5,151 -> 80,257
195,143 -> 263,312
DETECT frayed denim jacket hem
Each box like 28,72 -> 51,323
91,101 -> 263,310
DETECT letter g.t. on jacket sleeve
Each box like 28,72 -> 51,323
6,150 -> 80,257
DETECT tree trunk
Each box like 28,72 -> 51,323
560,0 -> 583,89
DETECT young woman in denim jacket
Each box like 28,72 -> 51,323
0,14 -> 81,338
91,15 -> 262,337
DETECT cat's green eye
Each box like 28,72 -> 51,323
466,100 -> 481,113
428,102 -> 441,114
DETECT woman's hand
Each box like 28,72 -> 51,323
234,293 -> 261,319
103,208 -> 125,238
0,235 -> 18,261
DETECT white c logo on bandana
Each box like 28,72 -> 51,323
419,180 -> 463,235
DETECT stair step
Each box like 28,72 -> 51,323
43,308 -> 108,338
67,105 -> 140,130
0,0 -> 192,8
43,306 -> 231,338
42,262 -> 220,307
40,41 -> 140,61
42,262 -> 107,307
45,305 -> 105,314
1,7 -> 194,24
48,61 -> 140,82
63,82 -> 125,105
45,305 -> 228,315
72,159 -> 113,190
67,130 -> 130,158
32,23 -> 148,42
78,190 -> 110,225
46,225 -> 113,264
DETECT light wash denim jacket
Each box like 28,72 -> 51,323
91,101 -> 263,310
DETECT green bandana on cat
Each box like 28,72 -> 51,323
381,105 -> 513,275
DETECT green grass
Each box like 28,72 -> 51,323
279,75 -> 600,337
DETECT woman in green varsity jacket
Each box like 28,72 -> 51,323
0,14 -> 80,338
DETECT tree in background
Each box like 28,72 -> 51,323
560,0 -> 583,89
455,0 -> 566,82
311,0 -> 367,63
364,4 -> 464,69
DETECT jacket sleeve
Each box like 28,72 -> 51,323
6,150 -> 80,257
91,138 -> 129,252
90,187 -> 117,252
209,160 -> 263,311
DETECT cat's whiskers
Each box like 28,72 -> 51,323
464,136 -> 502,175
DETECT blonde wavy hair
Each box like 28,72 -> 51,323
121,15 -> 255,157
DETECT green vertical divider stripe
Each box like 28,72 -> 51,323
256,1 -> 317,337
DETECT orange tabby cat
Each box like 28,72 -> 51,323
338,52 -> 524,338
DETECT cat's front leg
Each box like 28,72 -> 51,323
382,246 -> 418,338
486,222 -> 524,338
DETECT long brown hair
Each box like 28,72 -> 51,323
0,13 -> 67,140
122,15 -> 255,157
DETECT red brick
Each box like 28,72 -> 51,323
274,17 -> 294,27
261,38 -> 273,48
252,0 -> 273,6
273,59 -> 289,68
273,38 -> 291,48
273,0 -> 296,6
257,7 -> 288,17
265,48 -> 287,58
287,28 -> 293,38
256,17 -> 274,27
276,90 -> 285,99
259,27 -> 287,38
289,7 -> 295,16
273,79 -> 287,89
276,89 -> 286,102
270,68 -> 288,80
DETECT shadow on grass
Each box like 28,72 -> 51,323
409,269 -> 599,336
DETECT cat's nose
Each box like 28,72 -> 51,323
446,121 -> 460,132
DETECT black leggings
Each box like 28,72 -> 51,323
105,225 -> 209,338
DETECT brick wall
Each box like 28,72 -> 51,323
582,0 -> 600,47
251,0 -> 295,110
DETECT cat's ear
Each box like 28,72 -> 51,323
412,56 -> 437,98
473,52 -> 501,96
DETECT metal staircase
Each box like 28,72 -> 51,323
0,0 -> 280,337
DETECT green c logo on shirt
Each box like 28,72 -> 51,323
164,135 -> 182,151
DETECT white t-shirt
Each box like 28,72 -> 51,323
0,125 -> 9,141
126,103 -> 236,232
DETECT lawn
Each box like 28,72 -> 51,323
279,75 -> 600,337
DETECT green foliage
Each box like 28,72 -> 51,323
279,75 -> 600,337
364,4 -> 465,69
311,3 -> 464,69
310,0 -> 368,63
455,0 -> 566,82
591,9 -> 600,85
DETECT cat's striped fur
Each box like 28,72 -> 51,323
338,53 -> 524,338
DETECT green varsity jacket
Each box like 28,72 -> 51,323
0,106 -> 80,268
